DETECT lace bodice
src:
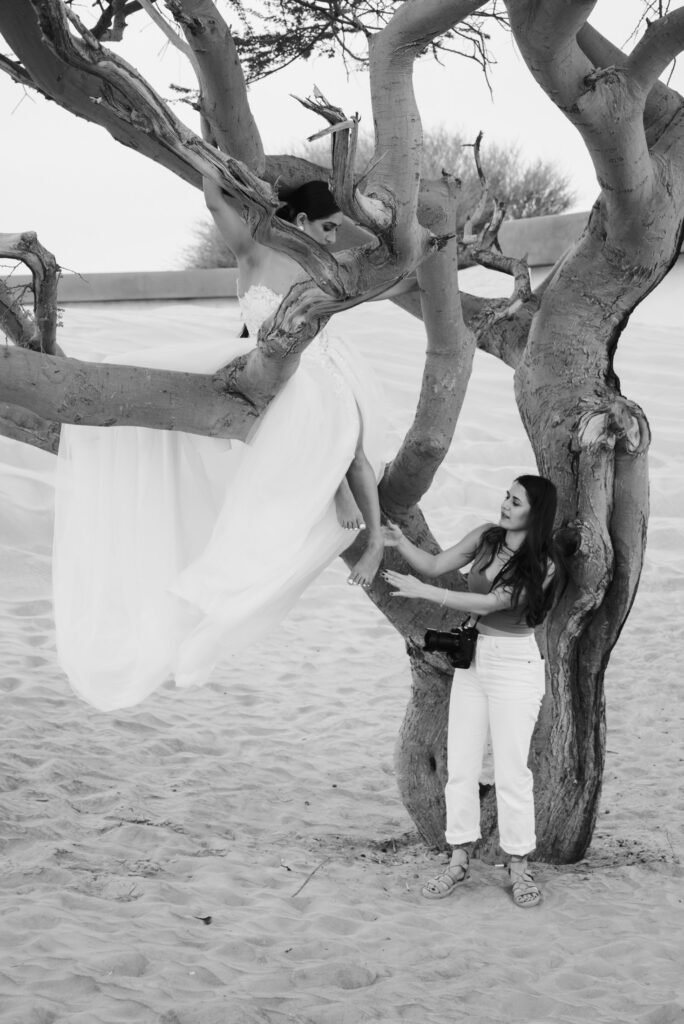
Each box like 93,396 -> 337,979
238,284 -> 355,414
238,284 -> 283,338
237,284 -> 330,345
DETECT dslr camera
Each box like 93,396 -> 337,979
423,623 -> 478,669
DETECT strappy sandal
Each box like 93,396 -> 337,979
421,850 -> 470,900
509,858 -> 542,908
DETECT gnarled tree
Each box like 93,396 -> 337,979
1,0 -> 683,863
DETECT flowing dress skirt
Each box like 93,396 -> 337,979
53,303 -> 385,711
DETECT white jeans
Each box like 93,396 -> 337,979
444,633 -> 546,856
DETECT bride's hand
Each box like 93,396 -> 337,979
382,569 -> 428,600
382,521 -> 404,547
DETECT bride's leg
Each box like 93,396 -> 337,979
345,440 -> 384,588
334,479 -> 364,530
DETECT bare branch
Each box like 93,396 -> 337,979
451,132 -> 533,319
0,277 -> 38,349
91,0 -> 145,41
230,0 -> 505,84
138,0 -> 196,66
461,131 -> 491,239
0,52 -> 40,91
295,89 -> 391,233
0,233 -> 60,353
458,245 -> 533,321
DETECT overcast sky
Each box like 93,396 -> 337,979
2,0 -> 683,273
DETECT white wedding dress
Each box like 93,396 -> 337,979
53,286 -> 386,711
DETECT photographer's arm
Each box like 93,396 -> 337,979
382,569 -> 515,615
382,522 -> 489,577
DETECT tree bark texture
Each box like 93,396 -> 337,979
2,1 -> 684,862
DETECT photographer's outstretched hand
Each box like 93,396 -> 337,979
382,569 -> 428,600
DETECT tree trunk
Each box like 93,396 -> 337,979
381,186 -> 680,862
394,652 -> 452,849
511,178 -> 683,858
4,0 -> 684,867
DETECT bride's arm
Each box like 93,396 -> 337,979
203,178 -> 255,259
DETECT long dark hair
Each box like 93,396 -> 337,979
277,180 -> 340,224
473,475 -> 559,627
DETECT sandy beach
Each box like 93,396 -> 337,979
0,295 -> 682,1024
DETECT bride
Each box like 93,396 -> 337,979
53,177 -> 398,711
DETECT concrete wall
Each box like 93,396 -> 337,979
9,211 -> 683,327
12,267 -> 239,303
498,211 -> 590,267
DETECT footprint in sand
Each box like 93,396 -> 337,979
292,962 -> 379,990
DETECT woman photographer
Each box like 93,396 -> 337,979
382,475 -> 558,908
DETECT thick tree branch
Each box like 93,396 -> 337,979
4,3 -> 359,297
465,291 -> 537,365
2,2 -> 446,387
358,0 -> 495,515
1,2 -> 276,267
245,0 -> 496,382
505,0 -> 597,109
576,22 -> 684,148
506,0 -> 654,227
0,0 -> 199,186
391,287 -> 536,370
0,3 -> 440,433
166,0 -> 265,173
383,175 -> 476,511
627,8 -> 684,97
91,0 -> 145,41
0,9 -> 481,258
0,346 -> 259,439
367,0 -> 485,247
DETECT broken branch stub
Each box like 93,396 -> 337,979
0,232 -> 60,354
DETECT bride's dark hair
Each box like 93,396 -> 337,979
473,475 -> 560,627
239,182 -> 340,339
277,181 -> 340,223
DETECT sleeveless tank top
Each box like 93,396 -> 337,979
468,545 -> 533,636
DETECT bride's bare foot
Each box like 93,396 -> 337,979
347,535 -> 384,589
335,481 -> 364,530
